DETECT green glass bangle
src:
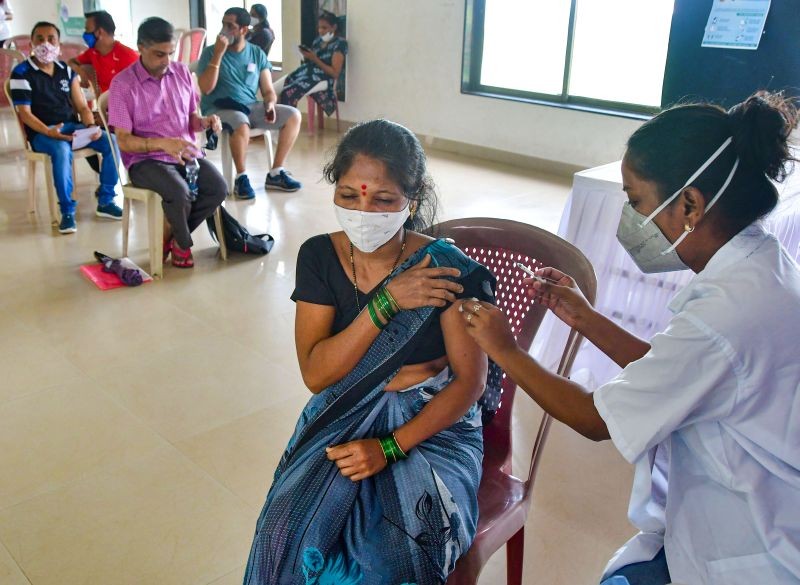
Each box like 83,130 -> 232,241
392,432 -> 408,459
382,287 -> 401,312
379,436 -> 395,464
374,294 -> 395,322
367,300 -> 385,330
379,434 -> 408,465
377,288 -> 398,317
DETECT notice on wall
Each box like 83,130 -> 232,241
701,0 -> 771,50
58,1 -> 86,37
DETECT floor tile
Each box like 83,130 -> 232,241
176,400 -> 308,510
0,540 -> 30,585
0,447 -> 255,585
95,334 -> 298,442
0,378 -> 166,510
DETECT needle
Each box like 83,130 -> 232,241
514,262 -> 560,284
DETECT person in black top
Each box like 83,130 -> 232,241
246,4 -> 275,57
243,119 -> 497,583
10,21 -> 121,234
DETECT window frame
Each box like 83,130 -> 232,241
461,0 -> 658,120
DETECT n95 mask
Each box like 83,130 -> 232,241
616,137 -> 739,273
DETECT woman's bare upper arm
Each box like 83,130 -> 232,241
330,51 -> 345,79
294,300 -> 336,367
440,302 -> 488,392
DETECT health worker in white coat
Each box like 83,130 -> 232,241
459,91 -> 800,585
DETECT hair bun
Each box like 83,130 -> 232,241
728,91 -> 798,182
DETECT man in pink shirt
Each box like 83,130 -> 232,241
108,17 -> 226,269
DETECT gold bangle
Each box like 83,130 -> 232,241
145,138 -> 150,152
208,63 -> 220,69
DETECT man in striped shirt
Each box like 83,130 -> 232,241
10,21 -> 121,234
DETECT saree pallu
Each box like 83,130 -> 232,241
244,240 -> 496,585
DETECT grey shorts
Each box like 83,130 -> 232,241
215,102 -> 298,133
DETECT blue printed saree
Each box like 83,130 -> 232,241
244,239 -> 497,585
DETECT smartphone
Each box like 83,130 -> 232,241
298,44 -> 311,52
515,262 -> 557,284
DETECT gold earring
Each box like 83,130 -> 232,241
685,224 -> 695,233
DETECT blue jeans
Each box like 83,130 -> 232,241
600,548 -> 671,585
30,122 -> 119,215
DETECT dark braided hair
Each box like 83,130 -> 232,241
626,91 -> 797,237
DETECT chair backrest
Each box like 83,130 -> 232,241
0,48 -> 24,108
177,28 -> 207,65
3,78 -> 34,151
3,35 -> 31,56
59,42 -> 85,63
427,218 -> 597,480
97,91 -> 110,130
96,90 -> 124,176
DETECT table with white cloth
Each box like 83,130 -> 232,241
531,159 -> 800,388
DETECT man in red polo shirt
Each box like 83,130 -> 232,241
68,10 -> 137,94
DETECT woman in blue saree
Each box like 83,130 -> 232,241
243,119 -> 497,585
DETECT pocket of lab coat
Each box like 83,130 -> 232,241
706,552 -> 781,584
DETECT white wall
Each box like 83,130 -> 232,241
11,0 -> 75,39
129,0 -> 191,35
11,0 -> 191,43
282,0 -> 644,169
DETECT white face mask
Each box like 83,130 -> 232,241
219,28 -> 237,44
250,17 -> 261,26
335,204 -> 410,253
320,31 -> 334,42
616,137 -> 739,273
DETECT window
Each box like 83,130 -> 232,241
202,0 -> 283,64
463,0 -> 674,115
103,0 -> 134,45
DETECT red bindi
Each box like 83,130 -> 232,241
361,184 -> 368,196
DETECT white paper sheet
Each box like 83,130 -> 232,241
71,126 -> 101,150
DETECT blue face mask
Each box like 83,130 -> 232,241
82,31 -> 97,49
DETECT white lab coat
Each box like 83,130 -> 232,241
594,223 -> 800,585
0,1 -> 12,42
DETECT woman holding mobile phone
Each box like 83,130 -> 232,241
272,10 -> 346,118
459,91 -> 800,585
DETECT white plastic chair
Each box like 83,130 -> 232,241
97,91 -> 227,279
4,76 -> 101,226
219,128 -> 274,196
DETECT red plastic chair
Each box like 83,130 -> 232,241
2,35 -> 31,56
59,42 -> 86,63
306,82 -> 340,134
427,219 -> 597,585
177,28 -> 207,65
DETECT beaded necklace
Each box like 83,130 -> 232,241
349,230 -> 407,312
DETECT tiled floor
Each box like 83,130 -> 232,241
0,112 -> 635,585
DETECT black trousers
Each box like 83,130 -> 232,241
128,158 -> 227,250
